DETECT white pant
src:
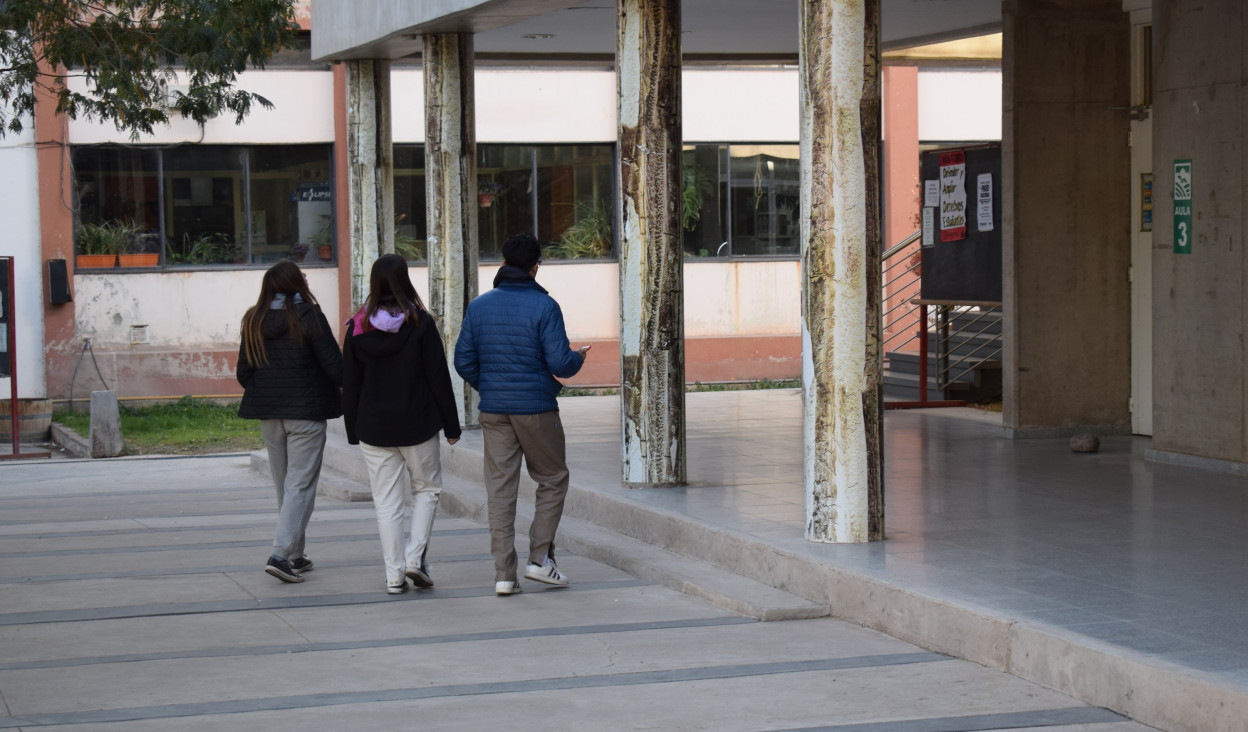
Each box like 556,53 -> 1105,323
360,437 -> 442,584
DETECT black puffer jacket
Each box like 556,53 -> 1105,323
342,312 -> 462,447
237,302 -> 343,421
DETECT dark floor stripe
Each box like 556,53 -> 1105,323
0,553 -> 495,585
0,503 -> 367,526
773,706 -> 1128,731
0,616 -> 755,671
0,652 -> 947,727
0,579 -> 648,626
0,527 -> 488,558
0,516 -> 379,542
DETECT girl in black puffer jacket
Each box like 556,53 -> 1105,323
237,260 -> 343,584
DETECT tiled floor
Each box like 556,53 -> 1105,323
554,389 -> 1248,682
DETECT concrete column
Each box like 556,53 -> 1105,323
424,33 -> 479,428
1001,0 -> 1129,436
344,59 -> 394,313
799,0 -> 884,542
617,0 -> 685,487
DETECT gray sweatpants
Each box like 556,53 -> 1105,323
260,419 -> 327,560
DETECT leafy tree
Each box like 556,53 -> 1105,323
0,0 -> 301,138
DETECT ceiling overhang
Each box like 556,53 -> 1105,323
312,0 -> 1003,64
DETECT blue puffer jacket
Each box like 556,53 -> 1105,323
454,266 -> 585,415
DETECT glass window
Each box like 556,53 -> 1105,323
249,145 -> 334,265
479,144 -> 615,261
682,145 -> 728,258
73,147 -> 162,268
727,145 -> 800,257
394,144 -> 428,261
71,144 -> 335,269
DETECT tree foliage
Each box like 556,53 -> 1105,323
0,0 -> 301,138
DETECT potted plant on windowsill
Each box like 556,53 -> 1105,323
75,221 -> 126,268
118,229 -> 160,267
289,241 -> 310,263
545,200 -> 612,260
478,180 -> 504,208
310,218 -> 333,261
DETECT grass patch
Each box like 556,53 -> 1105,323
53,397 -> 263,456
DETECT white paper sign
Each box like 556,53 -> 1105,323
976,173 -> 994,232
938,150 -> 967,241
921,207 -> 935,248
923,180 -> 939,208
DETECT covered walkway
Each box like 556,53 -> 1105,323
408,390 -> 1245,731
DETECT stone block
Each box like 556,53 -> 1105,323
89,391 -> 124,458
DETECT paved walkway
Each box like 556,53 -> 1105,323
0,453 -> 1149,731
425,390 -> 1247,732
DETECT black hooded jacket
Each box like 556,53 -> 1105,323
236,302 -> 343,421
342,311 -> 462,447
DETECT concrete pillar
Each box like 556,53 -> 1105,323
424,33 -> 480,428
799,0 -> 884,542
616,0 -> 686,487
1001,0 -> 1129,436
344,59 -> 394,313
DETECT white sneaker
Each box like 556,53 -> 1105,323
495,580 -> 522,595
523,558 -> 569,586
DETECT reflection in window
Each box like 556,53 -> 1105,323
72,144 -> 334,268
683,143 -> 800,258
393,144 -> 428,261
479,144 -> 615,261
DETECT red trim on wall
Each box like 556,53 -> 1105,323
35,59 -> 79,398
332,63 -> 352,339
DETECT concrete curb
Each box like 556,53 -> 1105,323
50,423 -> 91,459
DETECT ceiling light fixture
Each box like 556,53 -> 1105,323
521,33 -> 556,39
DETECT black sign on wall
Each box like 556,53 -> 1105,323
919,144 -> 1003,302
0,257 -> 10,378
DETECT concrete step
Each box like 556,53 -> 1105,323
251,425 -> 828,622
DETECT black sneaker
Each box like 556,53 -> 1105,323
291,557 -> 313,574
405,563 -> 433,589
264,556 -> 304,583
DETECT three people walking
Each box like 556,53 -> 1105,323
343,254 -> 463,594
237,261 -> 343,583
455,233 -> 588,595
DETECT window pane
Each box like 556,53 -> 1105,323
478,145 -> 535,260
72,147 -> 162,267
249,145 -> 334,265
163,146 -> 246,265
728,144 -> 800,257
682,145 -> 728,258
394,144 -> 427,261
537,144 -> 614,260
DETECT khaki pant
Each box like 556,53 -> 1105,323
359,437 -> 442,585
479,410 -> 569,582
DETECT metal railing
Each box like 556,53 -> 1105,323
880,233 -> 1003,408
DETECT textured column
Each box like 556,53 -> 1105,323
424,33 -> 479,427
799,0 -> 884,542
617,0 -> 685,487
344,59 -> 394,312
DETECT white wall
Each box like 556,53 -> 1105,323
68,71 -> 335,144
72,269 -> 340,348
408,260 -> 801,341
0,115 -> 46,398
917,69 -> 1002,142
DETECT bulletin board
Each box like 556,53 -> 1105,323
919,144 -> 1002,302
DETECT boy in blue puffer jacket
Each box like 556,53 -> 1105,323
454,233 -> 589,596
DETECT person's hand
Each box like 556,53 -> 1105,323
578,345 -> 591,360
447,437 -> 459,445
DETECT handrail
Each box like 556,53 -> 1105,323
883,230 -> 922,261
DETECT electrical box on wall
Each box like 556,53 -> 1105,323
48,259 -> 71,304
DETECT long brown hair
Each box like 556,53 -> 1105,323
240,260 -> 320,366
364,253 -> 425,328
